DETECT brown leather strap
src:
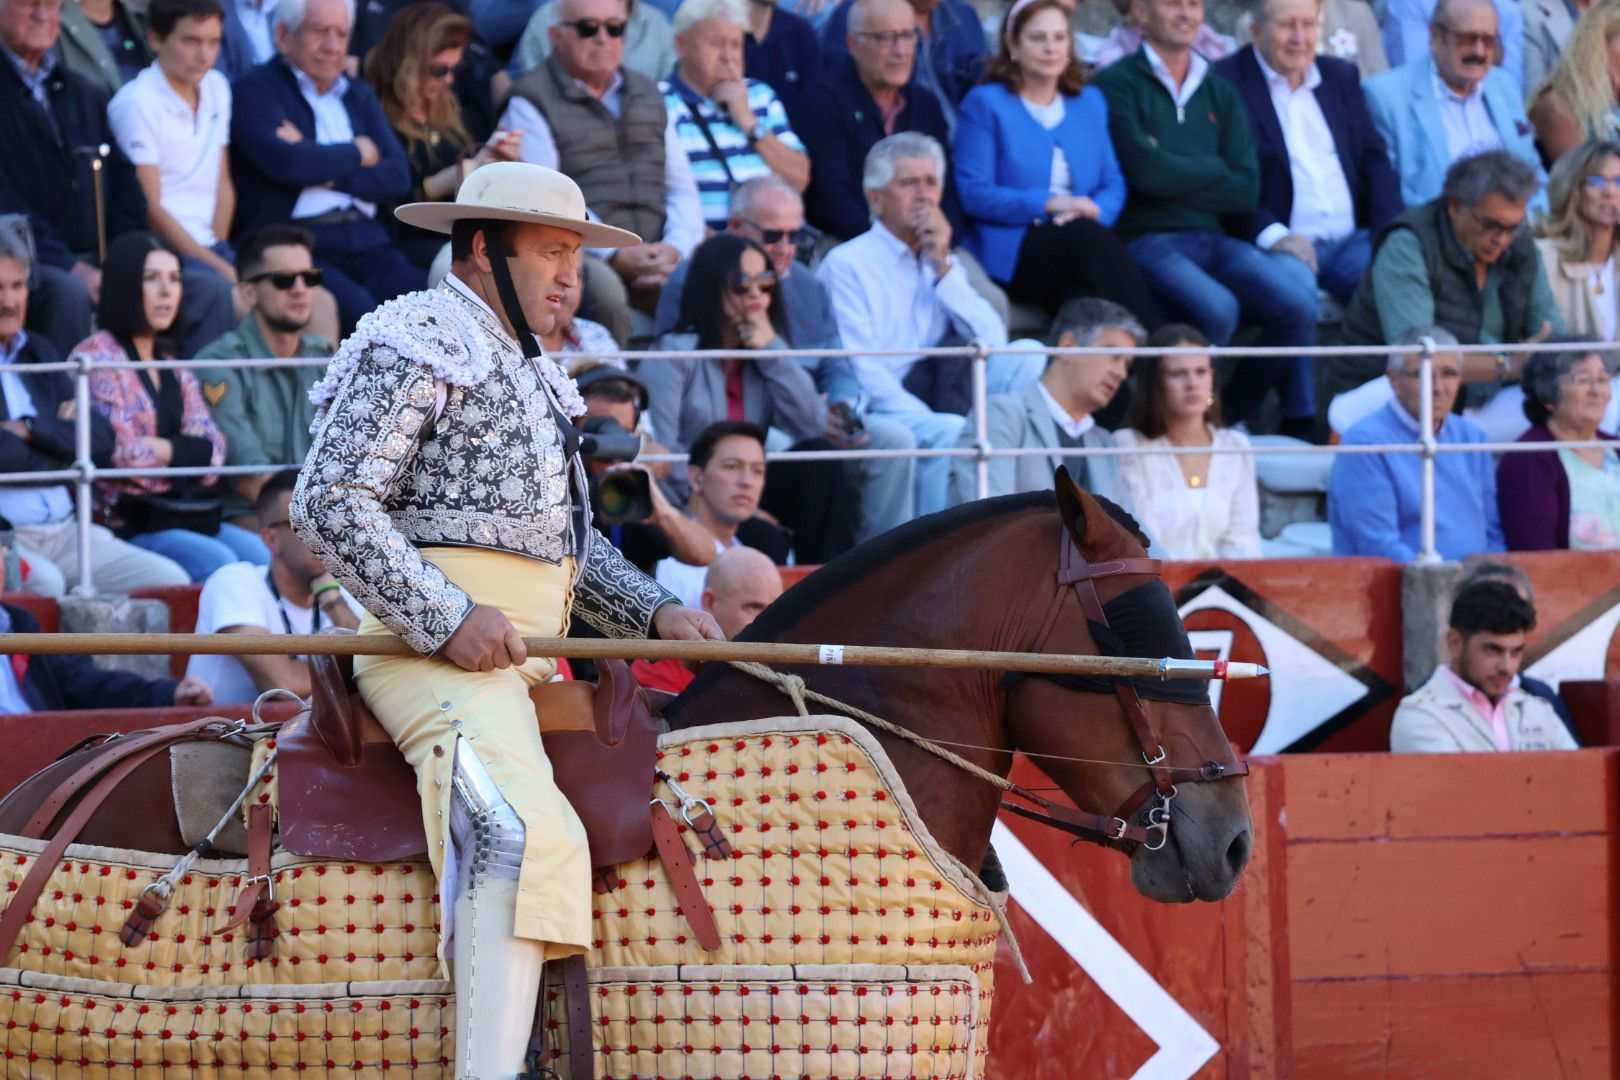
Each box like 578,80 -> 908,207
650,802 -> 721,952
562,952 -> 594,1080
0,739 -> 175,963
21,717 -> 225,839
221,803 -> 275,932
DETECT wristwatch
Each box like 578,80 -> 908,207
746,120 -> 766,144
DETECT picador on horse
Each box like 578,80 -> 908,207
288,160 -> 724,1079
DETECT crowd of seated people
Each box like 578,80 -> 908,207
14,0 -> 1620,717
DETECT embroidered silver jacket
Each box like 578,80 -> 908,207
289,279 -> 677,655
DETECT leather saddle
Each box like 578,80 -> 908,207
276,643 -> 660,869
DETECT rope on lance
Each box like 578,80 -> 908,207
0,633 -> 1268,681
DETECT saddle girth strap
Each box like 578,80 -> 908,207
222,804 -> 279,960
650,801 -> 722,952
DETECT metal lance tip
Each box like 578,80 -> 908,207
1155,659 -> 1272,681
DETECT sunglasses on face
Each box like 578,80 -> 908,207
726,270 -> 777,295
1586,175 -> 1620,190
248,269 -> 324,289
564,17 -> 627,37
749,224 -> 816,247
1436,24 -> 1498,50
427,62 -> 455,78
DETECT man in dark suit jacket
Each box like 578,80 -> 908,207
1213,0 -> 1402,303
0,603 -> 210,711
229,0 -> 422,330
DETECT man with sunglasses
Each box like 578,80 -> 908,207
1381,0 -> 1521,87
511,0 -> 676,84
194,224 -> 335,532
1363,0 -> 1542,210
1338,150 -> 1563,430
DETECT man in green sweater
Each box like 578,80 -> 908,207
1094,0 -> 1322,440
194,225 -> 335,531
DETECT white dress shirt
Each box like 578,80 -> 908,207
0,333 -> 73,528
1252,53 -> 1356,250
289,69 -> 373,221
1113,426 -> 1262,559
234,0 -> 278,65
1143,41 -> 1210,122
499,72 -> 704,258
817,221 -> 1009,415
1431,68 -> 1503,164
1034,380 -> 1096,440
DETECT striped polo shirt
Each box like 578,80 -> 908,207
660,72 -> 805,229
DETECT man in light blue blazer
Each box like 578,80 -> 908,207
1363,0 -> 1544,210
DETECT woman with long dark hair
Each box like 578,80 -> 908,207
76,232 -> 268,579
642,233 -> 854,561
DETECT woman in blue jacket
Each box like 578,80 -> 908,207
953,0 -> 1158,326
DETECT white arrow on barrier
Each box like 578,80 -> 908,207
993,821 -> 1219,1080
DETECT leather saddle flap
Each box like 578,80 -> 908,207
280,652 -> 658,869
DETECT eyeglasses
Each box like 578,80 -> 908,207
852,28 -> 920,50
563,17 -> 627,37
743,220 -> 816,247
1436,24 -> 1498,50
726,269 -> 778,295
1586,174 -> 1620,190
427,62 -> 455,79
1465,207 -> 1522,240
247,269 -> 324,289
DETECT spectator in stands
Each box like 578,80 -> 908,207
655,420 -> 791,605
0,592 -> 211,709
80,232 -> 270,580
109,0 -> 237,287
949,298 -> 1138,505
1337,151 -> 1563,415
1214,0 -> 1402,304
230,0 -> 424,331
0,0 -> 236,361
953,0 -> 1160,327
631,543 -> 781,690
574,363 -> 744,571
1391,578 -> 1576,752
654,177 -> 918,542
1328,324 -> 1505,560
1522,0 -> 1590,102
501,0 -> 702,332
0,232 -> 189,596
820,132 -> 1008,516
1534,140 -> 1620,345
1496,344 -> 1620,550
365,2 -> 523,271
1457,558 -> 1580,741
663,0 -> 810,231
215,0 -> 276,80
1093,0 -> 1321,438
1092,0 -> 1236,72
514,0 -> 676,82
793,0 -> 952,240
58,0 -> 149,95
818,0 -> 987,123
194,226 -> 334,532
1238,0 -> 1385,81
1363,0 -> 1542,211
187,470 -> 361,702
540,258 -> 621,358
743,0 -> 818,112
1380,0 -> 1522,88
1115,323 -> 1261,558
647,233 -> 855,561
1526,3 -> 1620,168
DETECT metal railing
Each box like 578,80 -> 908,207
7,338 -> 1617,593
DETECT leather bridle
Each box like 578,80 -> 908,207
996,526 -> 1251,852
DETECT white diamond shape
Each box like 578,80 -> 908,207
1524,598 -> 1620,690
1178,583 -> 1370,753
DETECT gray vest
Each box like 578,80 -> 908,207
509,54 -> 668,241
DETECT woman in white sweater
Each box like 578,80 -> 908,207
1115,325 -> 1262,560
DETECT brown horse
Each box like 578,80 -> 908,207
0,475 -> 1251,905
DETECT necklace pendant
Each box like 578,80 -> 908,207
1189,474 -> 1204,488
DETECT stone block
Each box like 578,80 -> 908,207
58,593 -> 172,680
1400,561 -> 1464,691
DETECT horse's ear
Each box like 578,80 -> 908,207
1054,466 -> 1088,543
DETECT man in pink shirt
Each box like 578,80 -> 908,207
1391,578 -> 1577,752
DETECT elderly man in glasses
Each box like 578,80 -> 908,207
1335,150 -> 1564,438
194,225 -> 335,532
500,0 -> 702,337
1363,0 -> 1542,209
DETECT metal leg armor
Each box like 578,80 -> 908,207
450,745 -> 545,1079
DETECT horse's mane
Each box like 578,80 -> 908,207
737,488 -> 1150,645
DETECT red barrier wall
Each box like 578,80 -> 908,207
987,750 -> 1619,1078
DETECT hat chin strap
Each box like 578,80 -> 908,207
488,239 -> 542,360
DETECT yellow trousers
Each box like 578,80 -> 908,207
354,547 -> 590,968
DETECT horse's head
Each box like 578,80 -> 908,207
1004,470 -> 1252,903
